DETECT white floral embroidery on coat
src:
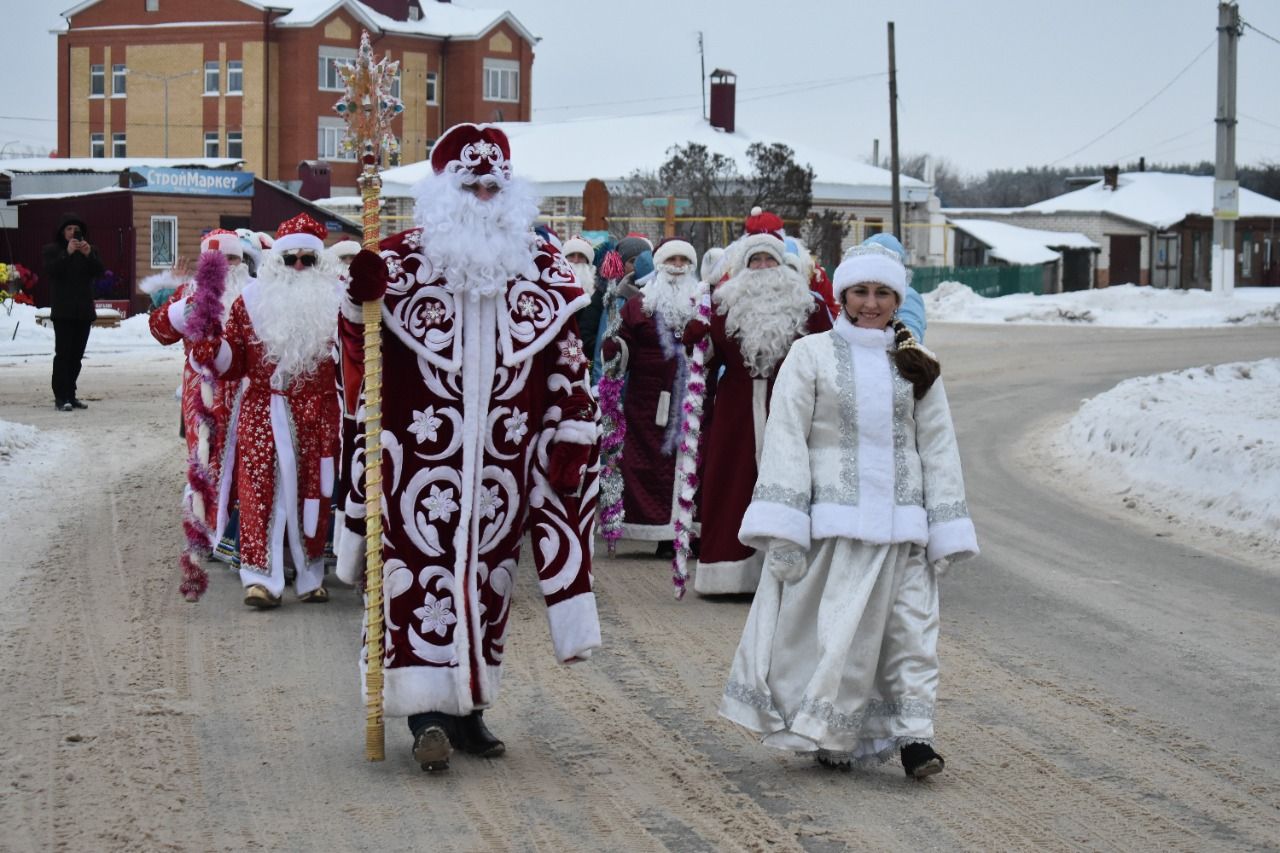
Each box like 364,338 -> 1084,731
503,408 -> 528,444
414,593 -> 457,637
408,407 -> 443,443
423,484 -> 459,522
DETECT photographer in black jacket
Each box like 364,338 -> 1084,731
42,214 -> 104,411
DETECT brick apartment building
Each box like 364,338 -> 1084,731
56,0 -> 535,189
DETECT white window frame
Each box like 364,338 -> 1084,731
203,131 -> 219,157
111,132 -> 126,157
112,63 -> 127,97
318,46 -> 356,92
1242,236 -> 1253,278
89,64 -> 104,97
390,68 -> 401,101
204,61 -> 220,95
151,215 -> 178,269
317,117 -> 354,161
89,132 -> 105,158
227,130 -> 243,159
482,58 -> 519,103
227,60 -> 243,95
426,70 -> 438,105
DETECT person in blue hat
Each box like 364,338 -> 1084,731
861,233 -> 927,342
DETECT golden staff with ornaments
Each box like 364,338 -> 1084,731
334,30 -> 403,762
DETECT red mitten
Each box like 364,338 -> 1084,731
347,248 -> 389,303
190,337 -> 221,366
600,337 -> 620,361
548,441 -> 592,493
681,317 -> 709,348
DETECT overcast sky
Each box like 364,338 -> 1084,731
5,1 -> 1280,177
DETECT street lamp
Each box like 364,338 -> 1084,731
127,68 -> 201,157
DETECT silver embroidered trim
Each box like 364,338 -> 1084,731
815,332 -> 859,505
927,500 -> 970,524
751,483 -> 810,511
724,679 -> 775,712
798,696 -> 935,730
241,562 -> 270,577
815,737 -> 936,768
891,366 -> 924,506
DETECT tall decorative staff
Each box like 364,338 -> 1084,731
334,30 -> 403,762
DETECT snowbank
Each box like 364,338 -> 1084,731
926,282 -> 1280,327
1057,358 -> 1280,548
0,304 -> 180,364
0,418 -> 39,460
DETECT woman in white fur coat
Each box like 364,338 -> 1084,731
718,243 -> 978,779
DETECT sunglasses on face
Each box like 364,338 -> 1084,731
282,253 -> 318,267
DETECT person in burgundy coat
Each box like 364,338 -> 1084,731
683,230 -> 831,594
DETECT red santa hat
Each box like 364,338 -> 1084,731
653,237 -> 697,266
744,206 -> 785,238
430,122 -> 512,181
562,235 -> 595,261
200,228 -> 243,257
273,213 -> 328,254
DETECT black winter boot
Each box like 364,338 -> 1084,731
901,742 -> 945,779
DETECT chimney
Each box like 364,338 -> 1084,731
872,138 -> 880,166
1138,156 -> 1146,172
709,69 -> 736,133
297,159 -> 331,201
1103,165 -> 1119,191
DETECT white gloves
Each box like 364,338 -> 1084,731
764,541 -> 809,584
931,557 -> 952,577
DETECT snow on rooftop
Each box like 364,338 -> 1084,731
950,218 -> 1097,266
0,157 -> 243,176
381,111 -> 929,202
10,186 -> 131,202
273,0 -> 534,41
1025,171 -> 1280,230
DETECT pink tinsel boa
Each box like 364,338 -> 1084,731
670,284 -> 712,598
179,251 -> 227,601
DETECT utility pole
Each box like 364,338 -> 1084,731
698,32 -> 707,120
1211,1 -> 1241,296
131,68 -> 201,157
887,22 -> 902,240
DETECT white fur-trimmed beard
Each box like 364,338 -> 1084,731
219,263 -> 251,319
715,265 -> 815,378
641,268 -> 702,332
411,167 -> 540,299
253,254 -> 341,390
568,260 -> 598,295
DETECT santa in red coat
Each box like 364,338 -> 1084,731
602,238 -> 703,555
684,229 -> 832,594
338,123 -> 601,772
147,229 -> 250,539
195,214 -> 341,608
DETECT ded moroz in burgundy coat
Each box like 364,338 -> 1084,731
335,228 -> 602,718
690,295 -> 831,594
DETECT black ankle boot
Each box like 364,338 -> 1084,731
453,711 -> 506,757
900,742 -> 945,779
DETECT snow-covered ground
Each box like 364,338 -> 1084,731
0,303 -> 181,365
925,282 -> 1280,326
1055,358 -> 1280,551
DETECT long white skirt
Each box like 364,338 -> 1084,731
719,539 -> 939,764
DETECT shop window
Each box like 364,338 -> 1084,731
1242,235 -> 1253,278
482,59 -> 519,102
90,64 -> 104,97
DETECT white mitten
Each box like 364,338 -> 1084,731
764,541 -> 809,584
931,557 -> 952,577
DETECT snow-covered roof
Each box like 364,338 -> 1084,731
9,186 -> 131,202
60,1 -> 535,42
1025,171 -> 1280,230
0,157 -> 243,176
950,218 -> 1098,266
380,111 -> 932,204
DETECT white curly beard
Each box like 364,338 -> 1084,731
641,268 -> 702,332
219,263 -> 251,319
715,265 -> 815,378
252,254 -> 341,389
411,167 -> 540,300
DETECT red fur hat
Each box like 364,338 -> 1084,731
744,206 -> 785,238
274,213 -> 328,253
430,122 -> 512,180
200,228 -> 243,256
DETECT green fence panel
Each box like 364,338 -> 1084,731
912,264 -> 1045,298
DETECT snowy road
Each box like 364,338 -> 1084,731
1,323 -> 1277,852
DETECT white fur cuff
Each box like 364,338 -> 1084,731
339,297 -> 365,324
545,593 -> 602,662
554,418 -> 598,445
167,297 -> 192,336
320,457 -> 335,498
926,517 -> 979,564
738,501 -> 811,552
189,340 -> 232,376
303,498 -> 320,538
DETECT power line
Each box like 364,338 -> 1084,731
1113,119 -> 1214,162
1049,37 -> 1215,166
537,71 -> 886,114
1242,18 -> 1280,47
1241,112 -> 1280,133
